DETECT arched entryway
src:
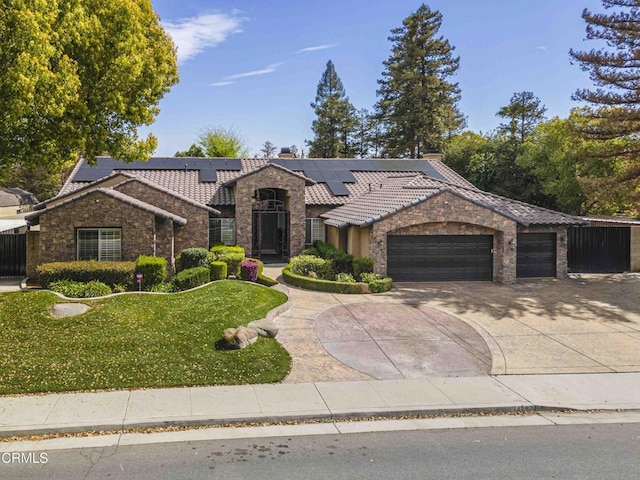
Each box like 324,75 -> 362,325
252,188 -> 289,261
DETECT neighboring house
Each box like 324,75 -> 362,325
26,154 -> 584,283
0,188 -> 38,219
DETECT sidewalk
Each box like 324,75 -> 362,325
1,373 -> 640,438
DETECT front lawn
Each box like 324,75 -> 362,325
0,281 -> 290,395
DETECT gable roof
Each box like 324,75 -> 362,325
58,156 -> 475,207
321,174 -> 584,228
27,188 -> 187,225
223,162 -> 316,186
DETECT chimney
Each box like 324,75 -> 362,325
422,152 -> 443,161
278,147 -> 295,158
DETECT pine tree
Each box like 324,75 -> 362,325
569,0 -> 640,211
260,141 -> 277,158
375,4 -> 465,158
306,60 -> 358,158
497,92 -> 547,143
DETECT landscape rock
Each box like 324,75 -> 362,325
221,326 -> 259,349
247,318 -> 279,338
52,303 -> 90,318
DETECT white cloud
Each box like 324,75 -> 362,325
296,44 -> 337,54
537,45 -> 547,51
210,81 -> 234,87
162,13 -> 244,63
226,62 -> 286,80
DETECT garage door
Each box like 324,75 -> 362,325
568,227 -> 630,273
387,235 -> 493,282
516,233 -> 556,277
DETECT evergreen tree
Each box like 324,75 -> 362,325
497,92 -> 547,143
197,126 -> 249,157
306,60 -> 358,158
260,141 -> 277,158
375,4 -> 465,158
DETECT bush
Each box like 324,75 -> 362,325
353,257 -> 374,279
149,282 -> 179,293
244,257 -> 264,276
210,261 -> 228,280
172,267 -> 211,291
177,248 -> 211,271
329,251 -> 354,275
135,255 -> 167,290
37,261 -> 135,289
335,272 -> 356,283
240,260 -> 259,282
282,266 -> 368,294
49,280 -> 112,298
211,245 -> 245,278
368,277 -> 393,293
302,246 -> 320,257
289,255 -> 331,279
257,274 -> 278,286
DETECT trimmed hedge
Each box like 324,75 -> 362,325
257,274 -> 278,286
211,245 -> 245,278
37,261 -> 135,289
210,261 -> 228,281
353,257 -> 374,279
135,255 -> 167,290
367,277 -> 393,293
177,247 -> 211,271
283,265 -> 369,294
289,255 -> 331,278
172,267 -> 211,291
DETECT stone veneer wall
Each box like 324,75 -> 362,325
26,230 -> 40,279
38,190 -> 159,265
305,205 -> 334,218
632,227 -> 640,272
517,225 -> 568,278
234,166 -> 307,257
115,180 -> 209,254
369,191 -> 518,283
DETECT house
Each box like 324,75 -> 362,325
0,187 -> 38,218
26,154 -> 584,283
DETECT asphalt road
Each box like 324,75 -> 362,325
3,423 -> 640,479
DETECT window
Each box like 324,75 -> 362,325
305,218 -> 325,245
77,228 -> 121,261
209,218 -> 236,246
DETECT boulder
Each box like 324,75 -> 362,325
52,303 -> 90,318
221,326 -> 259,349
247,318 -> 279,338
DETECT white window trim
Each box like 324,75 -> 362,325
210,218 -> 236,246
305,218 -> 326,245
77,228 -> 122,261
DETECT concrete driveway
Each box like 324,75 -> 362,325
266,266 -> 640,382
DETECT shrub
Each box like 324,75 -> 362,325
257,274 -> 278,286
302,246 -> 320,257
289,255 -> 331,279
210,261 -> 228,280
149,282 -> 179,293
37,261 -> 135,289
172,267 -> 211,291
135,255 -> 167,290
330,251 -> 354,275
282,266 -> 368,294
178,247 -> 211,271
335,272 -> 356,283
353,257 -> 374,279
211,245 -> 245,277
244,257 -> 264,275
240,260 -> 259,282
368,277 -> 393,293
49,280 -> 112,298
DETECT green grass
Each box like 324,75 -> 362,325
0,281 -> 291,395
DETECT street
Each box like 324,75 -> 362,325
3,423 -> 639,479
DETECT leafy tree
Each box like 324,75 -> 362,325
0,0 -> 178,174
569,0 -> 640,210
375,4 -> 465,157
289,145 -> 299,157
443,131 -> 488,177
260,141 -> 277,158
175,144 -> 205,157
197,127 -> 249,157
497,92 -> 547,143
306,60 -> 358,158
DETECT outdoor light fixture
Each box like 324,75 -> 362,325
508,238 -> 516,250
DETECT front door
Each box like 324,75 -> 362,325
252,211 -> 289,260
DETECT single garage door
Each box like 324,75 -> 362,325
568,227 -> 630,273
387,235 -> 493,282
516,233 -> 556,277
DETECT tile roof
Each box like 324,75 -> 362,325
58,157 -> 475,207
321,174 -> 584,228
223,163 -> 316,186
27,188 -> 187,225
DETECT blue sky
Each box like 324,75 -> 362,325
144,0 -> 604,157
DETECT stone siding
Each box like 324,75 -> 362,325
306,205 -> 333,219
632,227 -> 640,272
26,230 -> 40,279
370,191 -> 518,283
517,225 -> 568,278
38,190 -> 161,266
115,180 -> 209,254
234,166 -> 306,257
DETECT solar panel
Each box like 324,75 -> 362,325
336,169 -> 356,182
72,157 -> 242,183
326,180 -> 350,196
